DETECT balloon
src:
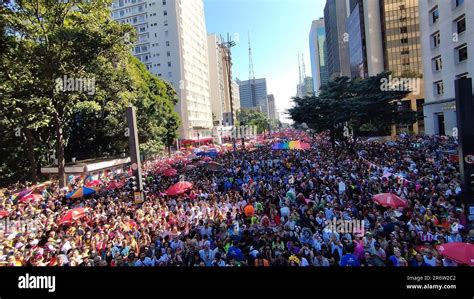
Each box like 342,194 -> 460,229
244,205 -> 255,217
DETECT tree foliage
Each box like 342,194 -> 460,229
236,109 -> 270,134
0,0 -> 180,187
288,72 -> 417,147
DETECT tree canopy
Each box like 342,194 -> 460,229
288,72 -> 417,147
0,0 -> 180,187
236,109 -> 270,134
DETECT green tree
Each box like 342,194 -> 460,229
236,109 -> 270,134
288,72 -> 417,149
1,1 -> 182,187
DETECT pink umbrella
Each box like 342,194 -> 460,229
58,208 -> 88,226
106,181 -> 125,190
19,193 -> 43,203
372,193 -> 408,209
436,243 -> 474,266
166,181 -> 193,196
163,168 -> 178,177
85,180 -> 101,187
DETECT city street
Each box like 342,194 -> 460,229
1,129 -> 472,267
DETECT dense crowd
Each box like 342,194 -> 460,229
1,132 -> 472,267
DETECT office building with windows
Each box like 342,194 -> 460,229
207,34 -> 236,126
111,0 -> 213,142
237,78 -> 269,117
324,0 -> 351,79
309,18 -> 329,94
420,0 -> 473,136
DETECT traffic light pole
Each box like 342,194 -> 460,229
126,106 -> 144,201
455,78 -> 474,227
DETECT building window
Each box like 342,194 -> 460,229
164,20 -> 168,26
457,44 -> 468,62
164,10 -> 167,16
434,81 -> 444,95
431,6 -> 439,24
401,37 -> 408,44
401,48 -> 410,55
168,72 -> 172,77
166,41 -> 170,46
456,72 -> 469,79
400,26 -> 408,34
455,0 -> 464,7
432,56 -> 442,71
163,0 -> 166,4
456,16 -> 466,34
431,31 -> 440,48
165,30 -> 169,37
167,51 -> 170,56
168,62 -> 171,67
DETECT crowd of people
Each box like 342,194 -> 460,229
0,131 -> 472,267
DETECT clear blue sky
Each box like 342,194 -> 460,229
204,0 -> 325,122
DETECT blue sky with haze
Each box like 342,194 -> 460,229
204,0 -> 326,122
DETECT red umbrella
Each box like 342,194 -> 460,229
163,168 -> 178,177
58,208 -> 88,226
19,193 -> 43,203
85,180 -> 101,187
0,210 -> 9,218
436,243 -> 474,266
372,193 -> 408,209
166,181 -> 193,196
106,181 -> 125,190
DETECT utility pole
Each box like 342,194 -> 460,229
126,106 -> 143,203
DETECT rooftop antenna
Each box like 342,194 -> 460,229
248,32 -> 257,107
248,31 -> 255,81
301,53 -> 307,79
298,51 -> 302,85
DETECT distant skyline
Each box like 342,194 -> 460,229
204,0 -> 325,122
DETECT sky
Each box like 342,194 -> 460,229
204,0 -> 325,122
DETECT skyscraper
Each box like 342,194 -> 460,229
420,0 -> 473,136
309,18 -> 329,94
379,0 -> 425,135
324,0 -> 351,79
237,78 -> 269,117
347,0 -> 367,79
348,0 -> 425,134
111,0 -> 213,142
207,34 -> 235,126
267,94 -> 277,120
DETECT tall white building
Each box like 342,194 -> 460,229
420,0 -> 474,136
111,0 -> 213,142
267,94 -> 277,120
309,18 -> 328,94
207,34 -> 238,126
